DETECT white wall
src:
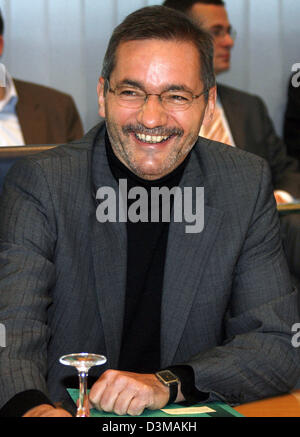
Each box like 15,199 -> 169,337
0,0 -> 299,136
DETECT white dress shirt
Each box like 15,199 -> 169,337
0,66 -> 25,146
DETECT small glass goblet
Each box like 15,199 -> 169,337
59,352 -> 107,417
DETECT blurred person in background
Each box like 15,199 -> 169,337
163,0 -> 300,287
0,10 -> 83,146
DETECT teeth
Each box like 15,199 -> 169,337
136,133 -> 170,143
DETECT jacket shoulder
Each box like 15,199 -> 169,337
13,78 -> 75,104
196,136 -> 268,173
4,124 -> 104,182
217,83 -> 265,107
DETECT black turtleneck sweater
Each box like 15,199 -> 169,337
106,135 -> 208,404
106,134 -> 188,373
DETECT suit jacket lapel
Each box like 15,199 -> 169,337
218,84 -> 247,150
90,126 -> 127,369
161,144 -> 224,367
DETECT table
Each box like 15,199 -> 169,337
234,389 -> 300,417
277,202 -> 300,215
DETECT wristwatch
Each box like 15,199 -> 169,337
155,370 -> 179,405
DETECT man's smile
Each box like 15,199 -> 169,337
134,132 -> 172,144
123,124 -> 183,147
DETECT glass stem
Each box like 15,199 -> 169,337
77,371 -> 89,417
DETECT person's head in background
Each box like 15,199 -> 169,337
162,0 -> 235,75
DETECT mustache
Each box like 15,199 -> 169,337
122,124 -> 183,137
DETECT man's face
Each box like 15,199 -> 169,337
189,4 -> 234,74
97,39 -> 215,180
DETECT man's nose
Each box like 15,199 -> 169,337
136,95 -> 168,128
221,33 -> 234,48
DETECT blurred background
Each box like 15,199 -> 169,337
0,0 -> 298,135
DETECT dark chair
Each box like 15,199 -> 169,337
0,145 -> 58,193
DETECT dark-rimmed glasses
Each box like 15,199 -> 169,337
107,81 -> 208,112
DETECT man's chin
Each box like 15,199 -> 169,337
214,61 -> 231,75
217,68 -> 231,75
128,161 -> 174,181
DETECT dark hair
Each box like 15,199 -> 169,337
162,0 -> 225,13
0,10 -> 4,36
101,6 -> 215,97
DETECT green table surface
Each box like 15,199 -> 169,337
67,388 -> 243,417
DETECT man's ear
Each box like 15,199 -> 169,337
97,77 -> 106,118
202,85 -> 217,127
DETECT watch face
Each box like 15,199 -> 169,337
158,370 -> 178,383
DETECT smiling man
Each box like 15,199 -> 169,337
0,6 -> 299,418
98,38 -> 213,180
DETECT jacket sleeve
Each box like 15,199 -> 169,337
185,160 -> 300,405
253,95 -> 300,198
0,158 -> 57,410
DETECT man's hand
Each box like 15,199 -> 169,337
89,370 -> 180,416
274,190 -> 294,205
23,404 -> 72,417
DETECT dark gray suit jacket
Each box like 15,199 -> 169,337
0,122 -> 299,410
218,84 -> 300,198
218,84 -> 300,283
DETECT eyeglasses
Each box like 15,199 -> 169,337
210,26 -> 237,40
107,81 -> 208,112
